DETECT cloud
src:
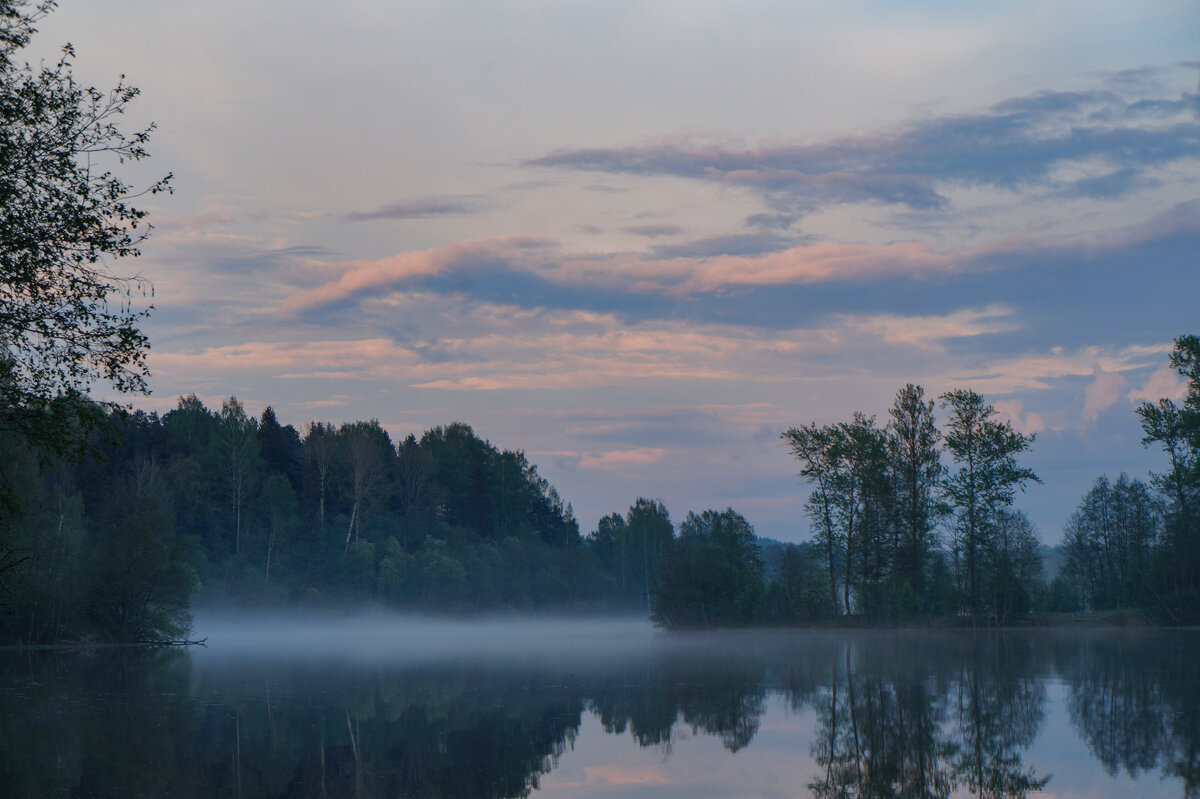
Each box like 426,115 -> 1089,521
1128,363 -> 1187,404
150,338 -> 434,383
342,194 -> 491,222
843,304 -> 1016,350
949,342 -> 1172,395
993,399 -> 1047,436
625,223 -> 685,238
542,447 -> 669,471
649,231 -> 799,258
658,240 -> 958,293
282,236 -> 553,312
527,73 -> 1200,217
277,200 -> 1200,324
1082,363 -> 1128,422
1060,168 -> 1158,200
168,303 -> 1021,397
559,403 -> 783,448
580,765 -> 670,786
299,398 -> 350,409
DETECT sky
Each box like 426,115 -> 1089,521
29,0 -> 1200,543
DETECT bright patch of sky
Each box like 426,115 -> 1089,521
32,0 -> 1200,542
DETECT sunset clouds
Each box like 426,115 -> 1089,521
43,0 -> 1200,542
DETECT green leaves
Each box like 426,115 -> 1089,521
1,0 -> 169,458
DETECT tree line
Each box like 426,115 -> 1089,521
1054,335 -> 1200,624
2,332 -> 1198,641
648,335 -> 1200,629
0,401 -> 626,643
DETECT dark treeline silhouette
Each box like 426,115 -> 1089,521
776,384 -> 1042,629
753,335 -> 1200,629
0,399 -> 646,643
2,336 -> 1198,640
3,631 -> 1197,798
1051,337 -> 1200,625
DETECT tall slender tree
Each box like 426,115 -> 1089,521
939,389 -> 1039,624
216,397 -> 260,558
887,384 -> 943,613
783,422 -> 844,615
338,420 -> 393,549
626,497 -> 674,611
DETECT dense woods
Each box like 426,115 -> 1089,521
1,334 -> 1198,641
0,406 -> 616,642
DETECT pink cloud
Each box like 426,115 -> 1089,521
1128,364 -> 1186,405
673,240 -> 957,292
282,236 -> 552,313
1082,363 -> 1128,422
993,399 -> 1047,436
845,304 -> 1015,349
282,234 -> 965,316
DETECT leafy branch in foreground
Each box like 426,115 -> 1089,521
1,0 -> 171,462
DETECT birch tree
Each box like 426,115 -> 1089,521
939,389 -> 1038,623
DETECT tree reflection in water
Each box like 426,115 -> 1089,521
1057,632 -> 1200,798
0,631 -> 1197,798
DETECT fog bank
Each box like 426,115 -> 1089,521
191,610 -> 660,665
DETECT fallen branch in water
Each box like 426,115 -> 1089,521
135,638 -> 208,647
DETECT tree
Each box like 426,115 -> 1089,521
830,413 -> 889,618
258,406 -> 303,492
986,510 -> 1043,624
304,421 -> 335,536
939,389 -> 1039,624
338,420 -> 393,550
887,384 -> 943,612
626,497 -> 673,611
784,413 -> 892,618
260,473 -> 297,586
0,0 -> 171,459
588,512 -> 630,594
84,457 -> 195,642
652,508 -> 764,628
782,422 -> 844,615
215,397 -> 260,558
1061,474 -> 1158,612
1136,334 -> 1200,623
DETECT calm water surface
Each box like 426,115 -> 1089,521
2,617 -> 1198,798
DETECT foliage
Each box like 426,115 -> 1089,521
651,508 -> 764,628
586,496 -> 673,610
1060,474 -> 1158,612
0,0 -> 170,458
939,388 -> 1039,624
83,461 -> 195,642
1,403 -> 614,641
784,384 -> 1043,626
1135,334 -> 1200,623
5,335 -> 1200,639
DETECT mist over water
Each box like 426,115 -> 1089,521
191,610 -> 662,666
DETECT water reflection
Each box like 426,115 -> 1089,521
1055,635 -> 1200,797
1,629 -> 1198,798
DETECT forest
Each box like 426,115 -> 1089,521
0,334 -> 1196,642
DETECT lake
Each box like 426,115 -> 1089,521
2,616 -> 1197,798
